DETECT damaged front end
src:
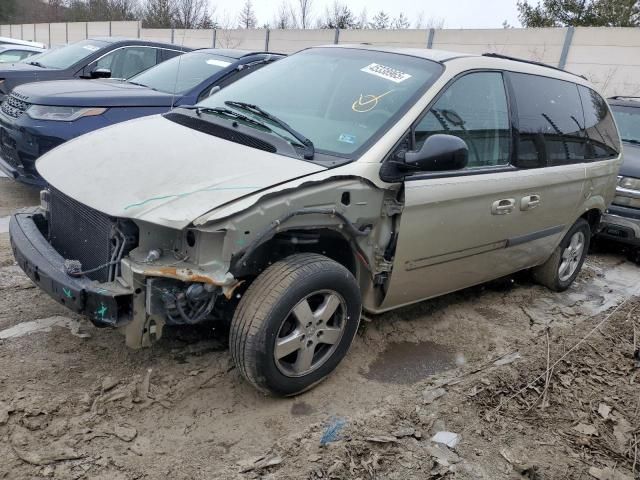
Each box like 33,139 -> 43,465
10,187 -> 241,348
11,176 -> 400,349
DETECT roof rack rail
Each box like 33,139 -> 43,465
609,95 -> 640,100
481,52 -> 587,80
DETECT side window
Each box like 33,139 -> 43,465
197,63 -> 267,102
95,47 -> 158,79
160,49 -> 182,62
578,85 -> 620,159
0,50 -> 33,62
414,72 -> 511,169
510,73 -> 590,168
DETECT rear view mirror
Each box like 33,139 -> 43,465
208,86 -> 221,97
404,134 -> 468,172
91,68 -> 111,79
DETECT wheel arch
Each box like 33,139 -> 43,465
229,227 -> 361,280
580,207 -> 603,234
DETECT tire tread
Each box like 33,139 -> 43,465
229,253 -> 354,394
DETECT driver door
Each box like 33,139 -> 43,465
380,71 -> 559,309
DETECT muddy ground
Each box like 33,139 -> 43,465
0,177 -> 639,480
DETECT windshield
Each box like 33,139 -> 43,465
0,49 -> 37,63
130,52 -> 232,94
612,104 -> 640,143
25,39 -> 108,69
196,48 -> 443,157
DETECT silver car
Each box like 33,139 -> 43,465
10,45 -> 621,395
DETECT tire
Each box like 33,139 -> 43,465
229,253 -> 362,396
532,218 -> 591,292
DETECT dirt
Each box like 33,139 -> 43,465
0,177 -> 639,480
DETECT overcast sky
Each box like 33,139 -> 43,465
211,0 -> 522,29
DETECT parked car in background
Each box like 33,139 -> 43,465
0,44 -> 46,63
0,38 -> 191,101
0,37 -> 46,49
10,46 -> 621,396
598,96 -> 640,251
0,49 -> 283,185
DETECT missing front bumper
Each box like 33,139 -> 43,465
9,209 -> 134,327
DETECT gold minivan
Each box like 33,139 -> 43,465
10,45 -> 621,395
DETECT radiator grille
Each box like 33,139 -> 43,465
49,187 -> 116,282
1,93 -> 31,119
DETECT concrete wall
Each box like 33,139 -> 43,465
3,22 -> 640,96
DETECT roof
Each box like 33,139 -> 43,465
194,48 -> 283,59
86,37 -> 191,50
314,44 -> 591,86
0,44 -> 45,53
319,43 -> 473,62
608,96 -> 640,108
0,36 -> 46,49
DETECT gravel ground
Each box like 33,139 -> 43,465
0,178 -> 638,480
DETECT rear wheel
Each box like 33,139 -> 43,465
532,218 -> 591,292
229,253 -> 361,396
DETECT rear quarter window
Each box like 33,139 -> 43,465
509,72 -> 619,168
510,72 -> 590,167
578,85 -> 620,158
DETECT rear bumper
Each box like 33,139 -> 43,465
599,205 -> 640,246
9,209 -> 133,326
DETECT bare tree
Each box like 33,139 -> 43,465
319,1 -> 356,29
393,12 -> 410,29
109,0 -> 140,20
238,0 -> 257,29
294,0 -> 313,29
272,1 -> 292,29
369,10 -> 390,29
141,0 -> 174,28
214,10 -> 242,48
356,8 -> 368,29
173,0 -> 210,28
414,10 -> 445,29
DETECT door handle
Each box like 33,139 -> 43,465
491,198 -> 516,215
521,194 -> 541,211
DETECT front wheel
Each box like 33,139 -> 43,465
532,218 -> 591,292
229,253 -> 362,396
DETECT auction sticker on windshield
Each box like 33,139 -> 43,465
361,63 -> 412,83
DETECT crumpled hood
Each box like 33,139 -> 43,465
36,115 -> 325,229
15,79 -> 176,107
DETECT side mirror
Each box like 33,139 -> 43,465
404,134 -> 468,172
91,68 -> 112,79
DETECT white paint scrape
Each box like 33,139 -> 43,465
0,316 -> 90,340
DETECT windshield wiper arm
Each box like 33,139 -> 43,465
225,100 -> 315,159
622,138 -> 640,145
179,105 -> 271,130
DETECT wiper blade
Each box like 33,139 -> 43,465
622,138 -> 640,145
179,105 -> 271,130
225,100 -> 315,159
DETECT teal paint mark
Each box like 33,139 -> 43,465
96,303 -> 108,320
123,185 -> 260,211
63,287 -> 73,298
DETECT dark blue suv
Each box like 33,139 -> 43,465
0,38 -> 191,102
0,49 -> 283,186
